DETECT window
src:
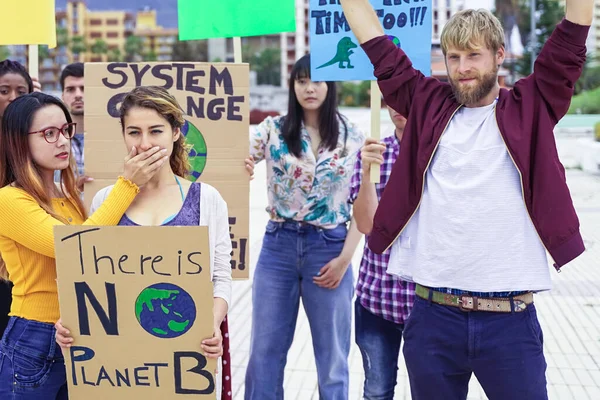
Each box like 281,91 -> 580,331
42,72 -> 55,81
107,19 -> 119,26
90,32 -> 102,39
90,19 -> 102,26
107,32 -> 119,38
91,56 -> 102,62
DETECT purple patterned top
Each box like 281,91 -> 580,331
119,183 -> 201,226
349,134 -> 415,325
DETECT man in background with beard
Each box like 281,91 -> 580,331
341,1 -> 592,399
56,62 -> 93,190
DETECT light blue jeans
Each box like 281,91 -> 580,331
245,221 -> 353,400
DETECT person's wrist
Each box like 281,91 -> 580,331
338,253 -> 352,266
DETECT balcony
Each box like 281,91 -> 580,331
41,59 -> 56,68
41,72 -> 57,82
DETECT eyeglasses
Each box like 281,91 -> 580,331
28,123 -> 77,144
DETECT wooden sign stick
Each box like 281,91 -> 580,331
28,45 -> 39,82
370,81 -> 381,183
233,37 -> 242,63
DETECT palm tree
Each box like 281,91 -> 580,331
91,39 -> 109,59
171,40 -> 208,61
143,50 -> 158,62
38,46 -> 50,62
57,27 -> 69,48
107,47 -> 122,62
0,46 -> 11,61
249,48 -> 281,86
124,36 -> 144,62
70,35 -> 87,61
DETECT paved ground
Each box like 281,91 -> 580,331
227,112 -> 600,399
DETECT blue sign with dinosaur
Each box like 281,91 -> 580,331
309,0 -> 432,81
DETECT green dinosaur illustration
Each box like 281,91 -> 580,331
317,37 -> 358,70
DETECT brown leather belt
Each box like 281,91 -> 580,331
415,284 -> 534,313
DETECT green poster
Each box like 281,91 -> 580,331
178,0 -> 296,40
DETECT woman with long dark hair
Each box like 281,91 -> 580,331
0,92 -> 166,399
245,54 -> 365,399
0,60 -> 35,338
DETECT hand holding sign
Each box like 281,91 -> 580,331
201,328 -> 223,359
54,226 -> 216,398
55,318 -> 73,349
360,137 -> 387,174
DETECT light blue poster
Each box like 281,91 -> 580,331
310,0 -> 432,81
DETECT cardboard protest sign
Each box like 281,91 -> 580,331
84,62 -> 249,280
178,0 -> 296,40
310,0 -> 432,81
54,226 -> 216,399
0,0 -> 57,47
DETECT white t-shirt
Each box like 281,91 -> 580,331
91,182 -> 233,306
387,101 -> 551,292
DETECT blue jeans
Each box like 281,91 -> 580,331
245,221 -> 353,400
354,300 -> 403,400
403,297 -> 547,400
0,317 -> 67,399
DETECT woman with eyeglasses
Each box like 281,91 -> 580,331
0,92 -> 167,399
0,60 -> 35,340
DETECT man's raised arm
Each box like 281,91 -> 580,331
523,0 -> 593,123
339,0 -> 384,44
565,0 -> 594,26
341,0 -> 435,118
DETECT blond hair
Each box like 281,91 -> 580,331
119,86 -> 191,178
441,9 -> 505,55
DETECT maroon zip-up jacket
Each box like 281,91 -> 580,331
363,19 -> 588,270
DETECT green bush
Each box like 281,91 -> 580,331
569,87 -> 600,114
338,81 -> 370,107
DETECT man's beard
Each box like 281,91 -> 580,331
450,65 -> 498,106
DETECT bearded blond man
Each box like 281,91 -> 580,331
340,1 -> 593,399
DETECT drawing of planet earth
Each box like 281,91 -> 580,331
387,35 -> 402,48
135,283 -> 196,339
181,120 -> 207,181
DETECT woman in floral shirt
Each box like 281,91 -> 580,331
245,54 -> 364,400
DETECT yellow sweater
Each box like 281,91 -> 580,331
0,177 -> 139,323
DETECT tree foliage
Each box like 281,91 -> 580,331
244,47 -> 280,86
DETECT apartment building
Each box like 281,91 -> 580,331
17,1 -> 178,91
280,0 -> 309,87
134,9 -> 178,62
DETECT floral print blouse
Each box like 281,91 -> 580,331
250,115 -> 365,228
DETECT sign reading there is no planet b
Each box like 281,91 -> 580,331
310,0 -> 432,81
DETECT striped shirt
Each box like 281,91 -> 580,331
349,133 -> 415,325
